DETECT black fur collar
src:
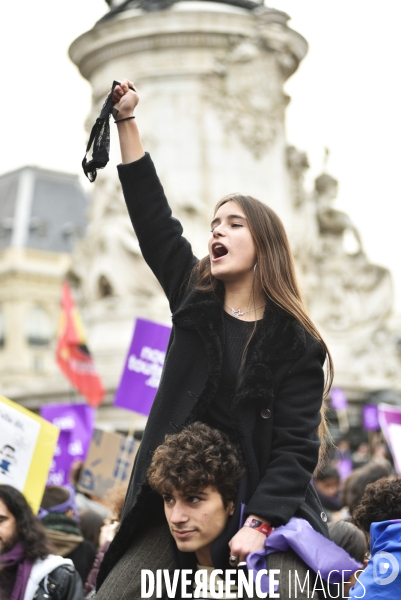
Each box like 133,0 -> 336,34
172,289 -> 306,417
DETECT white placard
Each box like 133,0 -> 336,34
0,402 -> 41,490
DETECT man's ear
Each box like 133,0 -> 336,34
228,501 -> 235,516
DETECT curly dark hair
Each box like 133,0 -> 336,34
353,476 -> 401,533
147,422 -> 245,507
0,485 -> 50,560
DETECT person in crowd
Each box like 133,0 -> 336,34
328,520 -> 368,597
0,485 -> 83,600
84,485 -> 127,597
351,442 -> 370,470
40,486 -> 96,584
341,460 -> 393,517
95,79 -> 333,599
147,422 -> 244,596
79,511 -> 104,550
147,422 -> 361,600
349,476 -> 401,598
313,463 -> 342,520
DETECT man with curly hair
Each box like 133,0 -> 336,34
348,475 -> 401,598
146,422 -> 245,597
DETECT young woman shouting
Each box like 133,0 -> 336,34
96,80 -> 333,600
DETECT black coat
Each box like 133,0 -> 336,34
97,153 -> 329,587
34,564 -> 83,600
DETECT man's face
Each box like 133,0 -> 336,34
0,499 -> 17,554
314,477 -> 340,498
163,486 -> 234,566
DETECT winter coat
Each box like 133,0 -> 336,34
97,153 -> 329,588
348,520 -> 401,599
25,555 -> 83,600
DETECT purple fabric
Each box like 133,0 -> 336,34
330,388 -> 348,410
245,518 -> 362,593
40,403 -> 95,486
362,404 -> 379,431
114,318 -> 171,416
39,485 -> 80,522
378,404 -> 401,474
0,542 -> 34,600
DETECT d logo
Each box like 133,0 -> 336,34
373,552 -> 399,585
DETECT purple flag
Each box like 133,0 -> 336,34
378,403 -> 401,475
40,404 -> 95,486
330,387 -> 348,411
362,404 -> 379,431
114,318 -> 171,416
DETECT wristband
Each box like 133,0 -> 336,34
244,517 -> 274,536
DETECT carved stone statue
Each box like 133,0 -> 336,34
314,173 -> 363,258
305,171 -> 393,337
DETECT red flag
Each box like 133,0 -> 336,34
56,282 -> 105,407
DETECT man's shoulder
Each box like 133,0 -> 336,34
34,556 -> 83,600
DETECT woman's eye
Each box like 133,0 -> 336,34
231,223 -> 243,228
164,496 -> 174,505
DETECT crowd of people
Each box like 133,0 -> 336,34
0,428 -> 400,599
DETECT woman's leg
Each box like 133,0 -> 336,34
95,521 -> 175,600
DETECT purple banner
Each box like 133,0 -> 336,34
362,404 -> 379,431
330,387 -> 348,411
40,404 -> 95,486
336,458 -> 353,480
114,318 -> 171,416
378,403 -> 401,475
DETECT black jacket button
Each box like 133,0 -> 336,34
321,511 -> 328,522
261,408 -> 271,419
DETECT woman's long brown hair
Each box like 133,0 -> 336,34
191,193 -> 333,467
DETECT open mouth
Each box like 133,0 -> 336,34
212,243 -> 228,259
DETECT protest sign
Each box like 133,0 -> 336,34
0,395 -> 59,513
330,388 -> 348,410
78,428 -> 137,498
362,404 -> 380,431
40,403 -> 95,486
114,318 -> 171,416
378,403 -> 401,475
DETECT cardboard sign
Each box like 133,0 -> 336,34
378,403 -> 401,475
40,403 -> 95,486
114,318 -> 171,416
78,428 -> 137,498
0,395 -> 59,513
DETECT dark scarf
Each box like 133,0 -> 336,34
0,542 -> 33,600
82,80 -> 120,182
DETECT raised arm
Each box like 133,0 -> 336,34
111,80 -> 197,310
112,80 -> 145,164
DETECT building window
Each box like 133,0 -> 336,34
26,306 -> 52,347
0,306 -> 5,348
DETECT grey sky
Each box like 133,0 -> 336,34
2,0 -> 400,311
